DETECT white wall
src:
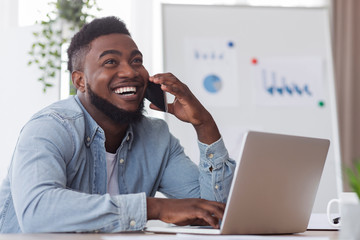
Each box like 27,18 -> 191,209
0,25 -> 60,181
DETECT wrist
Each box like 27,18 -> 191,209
194,116 -> 221,145
146,197 -> 161,220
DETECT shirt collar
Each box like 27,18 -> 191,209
75,95 -> 103,147
124,125 -> 134,150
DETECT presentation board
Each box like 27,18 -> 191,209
161,4 -> 342,213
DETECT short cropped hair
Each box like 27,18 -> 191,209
67,16 -> 131,72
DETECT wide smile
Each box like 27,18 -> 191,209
111,83 -> 145,103
114,86 -> 137,96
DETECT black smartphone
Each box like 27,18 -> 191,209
145,81 -> 167,112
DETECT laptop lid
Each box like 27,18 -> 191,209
220,131 -> 330,234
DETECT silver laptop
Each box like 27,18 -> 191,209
146,131 -> 330,235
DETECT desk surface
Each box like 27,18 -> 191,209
0,230 -> 339,240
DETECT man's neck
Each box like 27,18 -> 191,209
90,112 -> 129,153
102,121 -> 129,154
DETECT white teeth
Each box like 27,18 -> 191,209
114,86 -> 137,95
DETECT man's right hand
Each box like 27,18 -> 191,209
146,197 -> 225,228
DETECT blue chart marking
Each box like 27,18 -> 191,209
303,85 -> 312,95
203,74 -> 222,93
195,51 -> 200,59
193,41 -> 234,61
283,77 -> 293,94
262,69 -> 312,96
194,50 -> 225,60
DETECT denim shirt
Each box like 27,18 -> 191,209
0,96 -> 236,233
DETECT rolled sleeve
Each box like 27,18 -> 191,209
198,137 -> 229,170
198,137 -> 236,202
111,192 -> 147,232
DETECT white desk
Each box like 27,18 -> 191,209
0,230 -> 339,240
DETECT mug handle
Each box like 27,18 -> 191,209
326,198 -> 341,227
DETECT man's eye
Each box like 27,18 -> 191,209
132,58 -> 143,64
104,59 -> 117,65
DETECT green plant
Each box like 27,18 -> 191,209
345,159 -> 360,199
27,0 -> 100,92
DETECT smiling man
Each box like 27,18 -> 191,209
0,16 -> 236,233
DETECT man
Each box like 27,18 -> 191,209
0,16 -> 235,233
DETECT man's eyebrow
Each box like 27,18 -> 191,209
130,49 -> 143,58
99,49 -> 121,59
99,49 -> 143,59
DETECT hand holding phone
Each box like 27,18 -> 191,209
145,81 -> 167,112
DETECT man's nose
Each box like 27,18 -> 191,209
116,63 -> 139,78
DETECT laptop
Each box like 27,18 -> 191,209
146,131 -> 330,235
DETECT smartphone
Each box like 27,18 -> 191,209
145,81 -> 168,112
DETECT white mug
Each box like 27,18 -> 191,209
326,192 -> 358,227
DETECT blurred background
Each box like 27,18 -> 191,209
0,0 -> 359,195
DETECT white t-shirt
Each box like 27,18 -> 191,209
105,152 -> 119,196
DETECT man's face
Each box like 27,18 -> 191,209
81,33 -> 149,121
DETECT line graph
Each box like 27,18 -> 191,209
262,69 -> 312,97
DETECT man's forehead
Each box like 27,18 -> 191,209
89,33 -> 137,51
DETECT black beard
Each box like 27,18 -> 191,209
87,84 -> 144,124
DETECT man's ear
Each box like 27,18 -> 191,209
72,71 -> 85,93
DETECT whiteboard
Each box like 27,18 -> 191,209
162,4 -> 342,213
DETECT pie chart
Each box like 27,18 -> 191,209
203,74 -> 222,93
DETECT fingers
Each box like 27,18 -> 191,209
197,199 -> 225,218
149,73 -> 191,98
184,200 -> 224,228
195,210 -> 220,228
149,73 -> 203,119
176,199 -> 225,229
148,73 -> 190,116
197,200 -> 225,228
149,103 -> 161,111
149,197 -> 226,229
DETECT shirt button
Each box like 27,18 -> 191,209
86,136 -> 91,142
119,159 -> 125,164
215,184 -> 219,189
208,153 -> 214,159
126,135 -> 130,141
130,220 -> 136,227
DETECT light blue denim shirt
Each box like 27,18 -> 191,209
0,95 -> 236,233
